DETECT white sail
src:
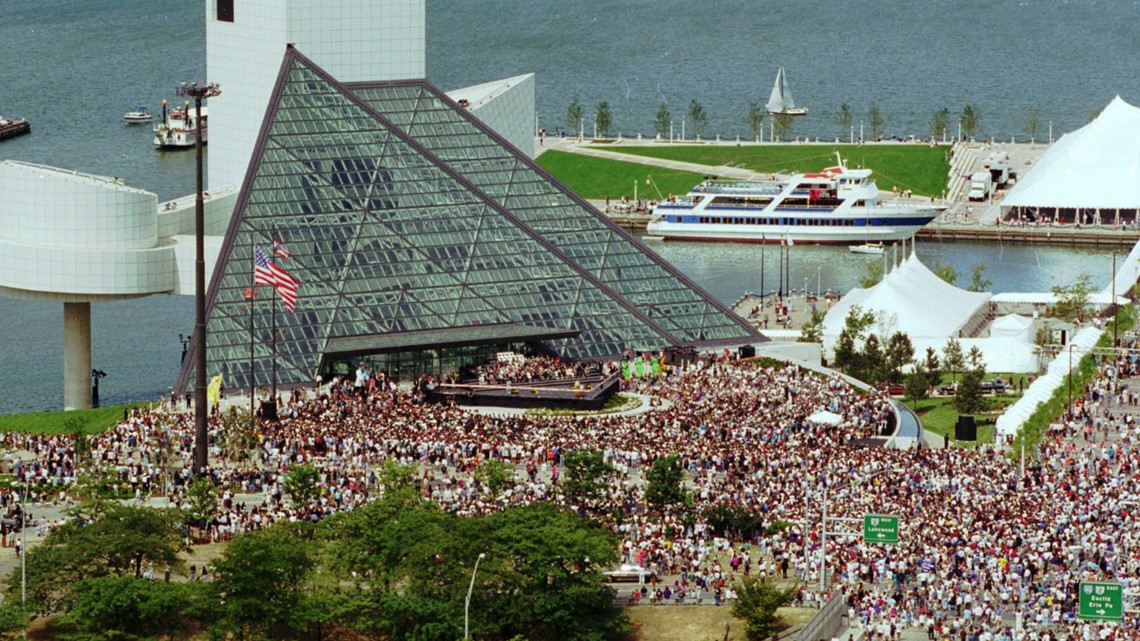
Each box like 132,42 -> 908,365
766,67 -> 786,113
766,67 -> 807,115
780,68 -> 795,110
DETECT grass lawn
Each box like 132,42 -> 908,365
0,403 -> 144,435
628,604 -> 814,641
908,372 -> 1025,446
535,150 -> 707,201
601,144 -> 951,197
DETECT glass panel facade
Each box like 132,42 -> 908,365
178,49 -> 758,393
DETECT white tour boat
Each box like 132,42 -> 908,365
766,67 -> 808,116
646,155 -> 942,244
123,106 -> 152,124
153,100 -> 207,148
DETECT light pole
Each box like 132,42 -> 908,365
176,81 -> 220,476
464,552 -> 486,640
1112,251 -> 1118,347
11,481 -> 27,639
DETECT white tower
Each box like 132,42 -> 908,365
206,0 -> 426,191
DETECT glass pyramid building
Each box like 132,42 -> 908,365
176,47 -> 760,393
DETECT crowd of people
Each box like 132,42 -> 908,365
1,349 -> 1138,639
464,355 -> 605,385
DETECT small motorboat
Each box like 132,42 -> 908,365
123,107 -> 153,124
849,242 -> 885,255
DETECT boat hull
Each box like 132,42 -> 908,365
153,127 -> 207,148
645,217 -> 934,245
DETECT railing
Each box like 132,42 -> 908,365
797,590 -> 848,641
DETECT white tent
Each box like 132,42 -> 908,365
995,326 -> 1104,439
823,253 -> 991,354
990,314 -> 1034,342
1003,96 -> 1140,211
806,410 -> 843,426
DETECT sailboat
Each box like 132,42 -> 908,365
766,67 -> 808,116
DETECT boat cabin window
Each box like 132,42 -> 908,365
217,0 -> 234,22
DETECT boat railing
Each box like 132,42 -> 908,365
693,184 -> 781,196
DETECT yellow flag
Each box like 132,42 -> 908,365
206,374 -> 223,407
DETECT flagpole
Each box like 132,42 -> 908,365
249,248 -> 256,424
271,227 -> 279,422
778,239 -> 784,299
760,233 -> 766,304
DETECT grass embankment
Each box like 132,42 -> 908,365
535,150 -> 709,201
0,403 -> 143,434
908,372 -> 1025,446
603,144 -> 950,197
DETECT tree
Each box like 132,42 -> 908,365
211,525 -> 315,640
966,345 -> 986,372
284,463 -> 321,507
324,495 -> 627,641
954,368 -> 985,414
184,475 -> 217,530
961,104 -> 981,140
836,102 -> 853,141
859,261 -> 885,288
689,100 -> 708,139
1050,274 -> 1093,323
832,328 -> 858,373
868,101 -> 884,139
745,102 -> 765,141
561,449 -> 615,507
731,576 -> 797,641
772,113 -> 794,141
904,361 -> 931,406
1025,107 -> 1041,144
474,459 -> 514,497
884,331 -> 915,383
798,309 -> 825,343
859,333 -> 885,383
10,504 -> 186,612
930,107 -> 950,141
942,338 -> 965,384
565,97 -> 583,134
68,576 -> 207,640
967,264 -> 992,292
932,259 -> 959,286
645,453 -> 688,512
921,347 -> 942,387
594,101 -> 612,137
218,406 -> 257,463
654,102 -> 671,138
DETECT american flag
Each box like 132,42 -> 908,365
273,238 -> 290,259
254,245 -> 300,312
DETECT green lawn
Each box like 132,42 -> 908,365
535,150 -> 707,201
0,403 -> 144,435
909,372 -> 1023,446
599,144 -> 951,197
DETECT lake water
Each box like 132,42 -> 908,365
0,0 -> 1131,413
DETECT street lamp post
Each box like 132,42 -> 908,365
176,81 -> 220,476
1112,252 -> 1118,347
810,467 -> 904,593
464,552 -> 486,640
11,481 -> 27,639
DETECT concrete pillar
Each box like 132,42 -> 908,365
63,301 -> 92,410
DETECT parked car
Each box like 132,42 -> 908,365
876,382 -> 906,395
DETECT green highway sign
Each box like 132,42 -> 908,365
863,514 -> 899,544
1079,581 -> 1123,622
